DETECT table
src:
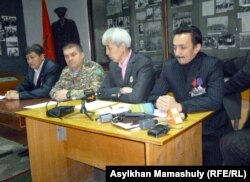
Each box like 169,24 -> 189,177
0,98 -> 49,130
17,101 -> 212,182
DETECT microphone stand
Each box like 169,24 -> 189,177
63,99 -> 94,120
80,100 -> 94,121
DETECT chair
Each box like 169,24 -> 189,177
223,93 -> 242,130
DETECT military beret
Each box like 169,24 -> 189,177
54,7 -> 67,14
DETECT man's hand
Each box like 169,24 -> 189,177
120,87 -> 133,94
5,90 -> 19,100
53,89 -> 68,101
156,95 -> 182,112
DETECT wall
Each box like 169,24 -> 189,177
167,0 -> 249,60
22,0 -> 91,60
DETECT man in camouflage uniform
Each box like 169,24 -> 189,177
50,43 -> 105,101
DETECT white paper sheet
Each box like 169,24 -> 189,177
24,101 -> 57,109
75,100 -> 117,111
0,95 -> 6,100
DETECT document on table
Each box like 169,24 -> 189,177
24,101 -> 57,109
0,95 -> 6,100
75,100 -> 118,111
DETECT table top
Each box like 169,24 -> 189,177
16,100 -> 213,146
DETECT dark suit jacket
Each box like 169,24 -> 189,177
148,52 -> 232,134
16,58 -> 61,99
224,51 -> 250,95
224,51 -> 250,128
98,52 -> 155,103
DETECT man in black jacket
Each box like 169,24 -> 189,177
148,26 -> 233,165
220,52 -> 250,165
98,27 -> 155,103
5,44 -> 61,100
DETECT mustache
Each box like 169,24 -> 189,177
175,56 -> 184,59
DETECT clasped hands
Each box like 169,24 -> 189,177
120,87 -> 133,94
156,95 -> 182,112
52,89 -> 68,101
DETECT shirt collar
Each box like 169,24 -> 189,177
34,59 -> 45,73
118,50 -> 132,68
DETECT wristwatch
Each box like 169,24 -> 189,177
66,90 -> 71,99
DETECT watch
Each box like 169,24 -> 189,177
66,90 -> 71,99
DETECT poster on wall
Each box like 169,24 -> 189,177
239,0 -> 250,12
106,0 -> 122,16
240,32 -> 250,49
171,0 -> 192,8
207,16 -> 228,35
173,12 -> 192,30
215,0 -> 234,13
1,16 -> 19,57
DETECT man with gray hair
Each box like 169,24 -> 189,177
98,27 -> 154,103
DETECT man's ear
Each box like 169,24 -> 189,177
194,44 -> 202,54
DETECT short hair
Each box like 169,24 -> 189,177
62,42 -> 83,52
174,25 -> 202,45
102,27 -> 131,48
25,44 -> 43,56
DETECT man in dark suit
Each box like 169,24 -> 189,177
148,25 -> 233,165
5,44 -> 61,100
98,27 -> 155,103
52,7 -> 80,68
220,52 -> 250,165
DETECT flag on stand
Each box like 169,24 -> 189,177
42,0 -> 56,61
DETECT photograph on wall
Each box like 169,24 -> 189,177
135,0 -> 149,9
107,19 -> 113,28
136,11 -> 146,21
117,16 -> 124,27
173,12 -> 192,30
5,26 -> 18,47
171,0 -> 192,8
239,32 -> 250,49
146,7 -> 154,20
138,23 -> 144,35
202,36 -> 218,49
138,38 -> 147,52
7,47 -> 19,57
215,0 -> 234,13
0,30 -> 5,41
148,36 -> 162,52
154,6 -> 162,20
239,0 -> 250,12
202,0 -> 215,16
106,0 -> 122,16
237,11 -> 250,32
144,21 -> 161,35
207,16 -> 228,35
123,16 -> 130,27
217,34 -> 235,49
122,0 -> 129,9
148,0 -> 162,6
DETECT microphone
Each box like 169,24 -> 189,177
83,88 -> 97,103
71,88 -> 98,102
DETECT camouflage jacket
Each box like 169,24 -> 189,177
50,60 -> 105,99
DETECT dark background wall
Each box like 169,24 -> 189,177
0,0 -> 27,74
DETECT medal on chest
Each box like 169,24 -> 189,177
189,77 -> 206,97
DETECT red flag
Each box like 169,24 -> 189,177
42,0 -> 56,61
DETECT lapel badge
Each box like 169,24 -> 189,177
189,77 -> 206,97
